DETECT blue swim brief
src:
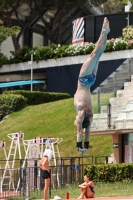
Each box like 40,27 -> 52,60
78,74 -> 96,87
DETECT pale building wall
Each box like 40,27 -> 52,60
1,36 -> 23,58
1,33 -> 44,58
33,33 -> 43,47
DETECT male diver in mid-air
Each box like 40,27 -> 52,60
74,17 -> 110,153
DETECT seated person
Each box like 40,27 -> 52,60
77,174 -> 95,199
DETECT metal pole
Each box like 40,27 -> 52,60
49,169 -> 51,199
101,4 -> 104,13
113,72 -> 116,97
128,58 -> 131,81
105,156 -> 108,164
34,160 -> 37,189
20,159 -> 23,193
25,182 -> 29,200
127,12 -> 129,26
98,87 -> 101,113
82,153 -> 84,179
31,54 -> 33,92
127,0 -> 129,26
107,103 -> 111,129
127,0 -> 132,26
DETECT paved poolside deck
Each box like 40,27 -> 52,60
0,194 -> 133,200
71,197 -> 133,200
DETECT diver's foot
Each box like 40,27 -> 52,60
102,17 -> 110,34
78,148 -> 88,153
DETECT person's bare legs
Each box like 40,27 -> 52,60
78,115 -> 92,152
92,19 -> 108,75
44,178 -> 50,200
84,126 -> 90,149
76,187 -> 94,199
77,187 -> 94,199
77,188 -> 87,199
92,35 -> 107,75
85,186 -> 94,198
79,17 -> 110,77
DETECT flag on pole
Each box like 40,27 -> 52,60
72,17 -> 84,45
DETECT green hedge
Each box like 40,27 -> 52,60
0,52 -> 8,67
84,163 -> 133,182
3,90 -> 70,105
0,37 -> 133,67
0,94 -> 26,120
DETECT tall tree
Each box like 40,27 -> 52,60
101,0 -> 133,14
0,20 -> 20,46
35,0 -> 108,44
0,0 -> 36,52
0,0 -> 108,52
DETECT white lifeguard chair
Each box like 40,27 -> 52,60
0,140 -> 7,160
16,136 -> 63,189
1,131 -> 25,191
0,140 -> 7,192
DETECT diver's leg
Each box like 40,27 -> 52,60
79,127 -> 90,153
92,32 -> 107,75
84,126 -> 90,148
76,133 -> 83,149
79,17 -> 110,77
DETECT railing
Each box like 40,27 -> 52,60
95,58 -> 133,115
95,156 -> 113,164
0,156 -> 114,199
107,103 -> 111,129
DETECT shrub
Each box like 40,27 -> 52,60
53,44 -> 69,58
113,38 -> 127,51
9,46 -> 31,64
84,163 -> 133,183
105,38 -> 115,52
65,43 -> 95,56
0,52 -> 8,67
0,103 -> 10,120
0,94 -> 26,120
122,25 -> 133,41
84,42 -> 95,54
3,90 -> 70,105
126,40 -> 133,49
0,31 -> 133,67
34,46 -> 55,61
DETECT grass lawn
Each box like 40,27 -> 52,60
50,181 -> 133,198
2,92 -> 132,199
26,181 -> 133,199
8,181 -> 133,200
0,93 -> 114,160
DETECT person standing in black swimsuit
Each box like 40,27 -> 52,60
38,149 -> 53,200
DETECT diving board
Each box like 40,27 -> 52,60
0,80 -> 45,88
